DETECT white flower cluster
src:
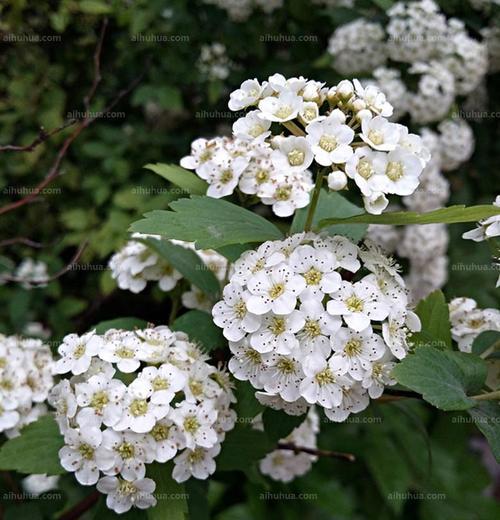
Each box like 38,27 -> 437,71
182,74 -> 430,216
330,0 -> 489,124
201,0 -> 283,21
0,258 -> 49,289
327,20 -> 387,75
213,232 -> 420,422
109,233 -> 227,310
0,334 -> 54,438
449,298 -> 500,353
50,326 -> 236,514
437,118 -> 475,171
198,43 -> 233,81
258,407 -> 319,482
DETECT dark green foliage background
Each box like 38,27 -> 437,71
0,0 -> 499,519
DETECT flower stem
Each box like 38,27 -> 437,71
304,169 -> 326,232
277,442 -> 355,462
282,121 -> 305,136
471,389 -> 500,401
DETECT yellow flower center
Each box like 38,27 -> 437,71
303,267 -> 322,286
129,399 -> 148,417
151,423 -> 170,442
189,379 -> 203,397
345,295 -> 364,313
275,105 -> 293,119
116,346 -> 135,359
303,319 -> 321,338
255,169 -> 269,184
357,158 -> 373,179
220,170 -> 234,184
73,344 -> 86,359
315,368 -> 335,386
118,479 -> 137,495
287,149 -> 305,166
188,448 -> 205,464
183,415 -> 200,434
79,443 -> 95,460
269,283 -> 285,299
386,161 -> 404,181
276,357 -> 296,374
90,391 -> 109,412
368,129 -> 384,145
345,339 -> 363,356
275,185 -> 292,201
233,300 -> 247,319
319,134 -> 338,152
152,376 -> 169,391
269,317 -> 286,335
244,349 -> 262,364
117,441 -> 135,459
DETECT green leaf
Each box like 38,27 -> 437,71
392,347 -> 487,411
186,480 -> 209,520
144,163 -> 207,196
364,431 -> 413,514
234,380 -> 263,424
411,290 -> 452,349
140,237 -> 220,298
171,310 -> 225,351
130,196 -> 283,250
78,1 -> 112,14
467,402 -> 500,463
262,409 -> 305,443
146,463 -> 188,520
290,190 -> 367,242
215,243 -> 254,262
319,204 -> 500,227
217,427 -> 274,471
93,317 -> 148,334
471,331 -> 500,356
0,415 -> 64,475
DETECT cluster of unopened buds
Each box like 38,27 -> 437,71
213,232 -> 421,422
50,326 -> 236,514
0,334 -> 54,437
181,73 -> 430,216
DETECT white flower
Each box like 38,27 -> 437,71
363,192 -> 389,215
370,146 -> 424,196
299,355 -> 350,408
360,115 -> 401,151
246,265 -> 306,315
180,138 -> 214,170
323,383 -> 369,422
101,429 -> 154,480
345,146 -> 384,197
116,382 -> 169,433
362,352 -> 397,399
305,115 -> 354,166
330,327 -> 385,379
97,477 -> 157,514
148,419 -> 185,462
232,110 -> 271,141
198,151 -> 249,198
288,244 -> 342,299
75,375 -> 126,427
296,300 -> 341,357
228,79 -> 264,111
212,282 -> 262,341
261,354 -> 303,402
259,173 -> 313,217
249,310 -> 305,354
382,310 -> 420,359
258,91 -> 303,122
170,401 -> 218,450
353,79 -> 393,118
228,339 -> 272,387
98,334 -> 142,373
271,136 -> 313,173
59,427 -> 113,485
327,280 -> 390,332
172,444 -> 221,483
22,474 -> 59,496
54,331 -> 102,375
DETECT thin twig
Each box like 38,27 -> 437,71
1,241 -> 88,285
58,491 -> 100,520
277,442 -> 356,462
0,237 -> 44,249
0,119 -> 77,153
84,18 -> 108,111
